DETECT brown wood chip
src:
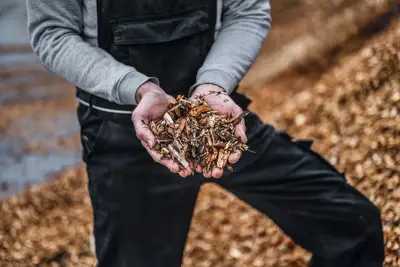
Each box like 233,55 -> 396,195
150,95 -> 251,174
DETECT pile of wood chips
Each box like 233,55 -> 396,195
249,18 -> 400,267
0,13 -> 399,267
150,94 -> 249,173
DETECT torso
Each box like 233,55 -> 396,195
80,0 -> 222,47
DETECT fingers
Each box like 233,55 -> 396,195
202,167 -> 223,179
195,165 -> 203,173
131,90 -> 174,148
166,95 -> 177,104
235,121 -> 247,144
179,168 -> 192,178
202,150 -> 241,178
212,167 -> 223,178
132,113 -> 156,148
141,141 -> 180,173
179,161 -> 193,177
160,158 -> 180,173
203,168 -> 212,178
141,141 -> 194,177
232,106 -> 247,144
228,150 -> 242,164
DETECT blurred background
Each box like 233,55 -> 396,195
0,0 -> 399,266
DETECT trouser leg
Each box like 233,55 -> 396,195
78,104 -> 201,267
218,114 -> 385,267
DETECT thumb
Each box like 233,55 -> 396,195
236,122 -> 247,144
232,106 -> 247,143
166,95 -> 177,104
132,113 -> 156,148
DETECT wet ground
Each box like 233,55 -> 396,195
0,49 -> 81,199
0,0 -> 28,45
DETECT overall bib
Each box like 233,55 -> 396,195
76,0 -> 385,266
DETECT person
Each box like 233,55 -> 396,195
26,0 -> 385,266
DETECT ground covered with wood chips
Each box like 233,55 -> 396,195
1,8 -> 399,267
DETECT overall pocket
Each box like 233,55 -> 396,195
109,5 -> 212,94
77,104 -> 108,162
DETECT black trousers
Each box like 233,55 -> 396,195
78,103 -> 384,267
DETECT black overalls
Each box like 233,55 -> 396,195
76,0 -> 385,266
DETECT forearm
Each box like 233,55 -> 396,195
32,33 -> 155,105
190,0 -> 271,95
26,0 -> 156,105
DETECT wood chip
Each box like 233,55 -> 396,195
167,144 -> 189,169
150,95 -> 251,174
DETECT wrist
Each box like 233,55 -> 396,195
191,84 -> 225,97
136,82 -> 164,103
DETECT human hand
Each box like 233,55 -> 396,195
132,82 -> 192,177
190,84 -> 247,178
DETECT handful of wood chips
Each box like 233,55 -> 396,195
150,94 -> 251,175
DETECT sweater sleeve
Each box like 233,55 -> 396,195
189,0 -> 271,95
26,0 -> 158,105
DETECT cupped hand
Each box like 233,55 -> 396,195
132,82 -> 192,177
190,84 -> 247,179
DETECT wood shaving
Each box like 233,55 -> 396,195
150,95 -> 250,173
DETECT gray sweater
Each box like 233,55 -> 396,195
26,0 -> 270,105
